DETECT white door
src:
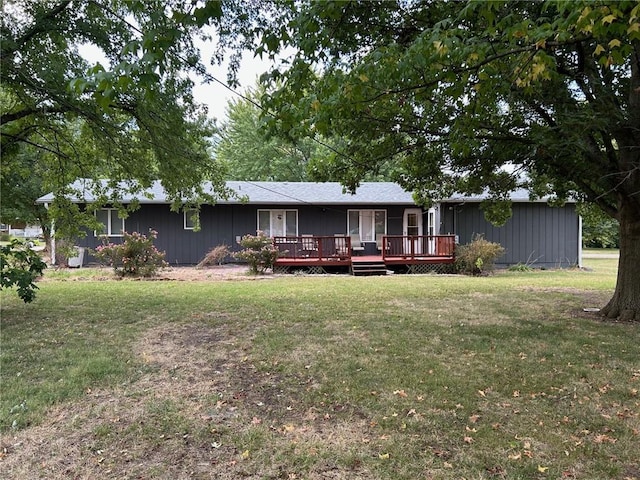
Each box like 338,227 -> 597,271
403,209 -> 423,255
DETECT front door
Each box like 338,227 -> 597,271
403,208 -> 423,255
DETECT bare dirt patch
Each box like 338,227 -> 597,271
157,264 -> 254,281
1,323 -> 371,479
40,264 -> 281,283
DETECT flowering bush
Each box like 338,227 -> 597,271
93,230 -> 167,277
234,231 -> 280,274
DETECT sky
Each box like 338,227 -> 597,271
79,39 -> 278,124
191,50 -> 276,123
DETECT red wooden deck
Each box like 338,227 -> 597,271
272,235 -> 455,270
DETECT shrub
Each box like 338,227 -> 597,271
508,263 -> 533,272
234,231 -> 280,274
455,234 -> 505,276
93,230 -> 167,277
196,244 -> 232,268
0,233 -> 11,242
0,239 -> 47,303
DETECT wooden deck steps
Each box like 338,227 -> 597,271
351,258 -> 388,276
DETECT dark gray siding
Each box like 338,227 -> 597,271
440,202 -> 579,268
77,203 -> 413,265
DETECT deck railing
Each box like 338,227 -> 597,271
382,235 -> 456,260
272,235 -> 456,263
272,236 -> 352,260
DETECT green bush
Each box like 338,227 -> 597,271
0,239 -> 47,302
93,230 -> 167,277
234,231 -> 280,274
455,235 -> 505,276
0,233 -> 11,242
508,263 -> 533,272
578,203 -> 619,248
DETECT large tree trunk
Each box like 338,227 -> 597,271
601,198 -> 640,321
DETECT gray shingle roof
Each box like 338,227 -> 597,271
36,180 -> 416,205
37,180 -> 564,205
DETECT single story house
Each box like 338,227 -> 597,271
36,180 -> 581,271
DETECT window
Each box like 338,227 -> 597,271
257,209 -> 298,237
184,209 -> 197,230
347,210 -> 386,242
95,209 -> 124,236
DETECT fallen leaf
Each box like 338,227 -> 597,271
469,414 -> 480,423
593,434 -> 616,444
378,453 -> 390,459
241,450 -> 250,459
393,389 -> 408,397
538,465 -> 549,473
464,436 -> 474,444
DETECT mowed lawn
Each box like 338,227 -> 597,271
1,257 -> 638,479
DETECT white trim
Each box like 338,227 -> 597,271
257,209 -> 298,237
44,203 -> 56,266
578,214 -> 583,268
347,209 -> 387,242
95,208 -> 124,237
403,208 -> 424,236
184,209 -> 197,230
403,208 -> 425,254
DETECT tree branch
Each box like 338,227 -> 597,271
1,0 -> 73,58
1,107 -> 69,125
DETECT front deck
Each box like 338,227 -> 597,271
272,235 -> 456,274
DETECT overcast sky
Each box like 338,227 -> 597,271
192,48 -> 276,123
79,39 -> 277,124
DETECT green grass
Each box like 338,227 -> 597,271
1,257 -> 638,479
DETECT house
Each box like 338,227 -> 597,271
36,180 -> 581,271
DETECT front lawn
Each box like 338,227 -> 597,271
1,258 -> 638,479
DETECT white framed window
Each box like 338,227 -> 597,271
95,208 -> 124,236
348,210 -> 386,242
257,209 -> 298,237
184,209 -> 197,230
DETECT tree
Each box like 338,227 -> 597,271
249,1 -> 640,321
216,81 -> 398,182
0,146 -> 50,245
578,203 -> 620,249
1,0 -> 232,241
215,84 -> 327,181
